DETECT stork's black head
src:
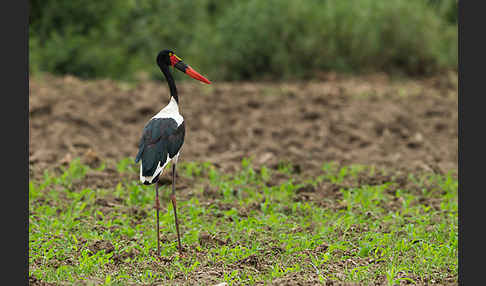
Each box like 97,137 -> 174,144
156,49 -> 211,84
156,50 -> 174,67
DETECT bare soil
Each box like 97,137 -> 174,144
29,72 -> 457,180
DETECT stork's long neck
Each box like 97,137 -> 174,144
161,65 -> 179,104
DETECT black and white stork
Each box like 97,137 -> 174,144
135,50 -> 211,255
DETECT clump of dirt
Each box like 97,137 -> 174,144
71,167 -> 128,191
94,198 -> 115,207
237,254 -> 260,269
202,185 -> 223,199
29,74 -> 457,181
198,231 -> 229,247
127,207 -> 149,221
29,275 -> 57,286
357,173 -> 394,186
296,184 -> 316,194
112,249 -> 140,265
87,240 -> 114,254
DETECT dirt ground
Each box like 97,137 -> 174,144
29,72 -> 457,179
29,72 -> 458,286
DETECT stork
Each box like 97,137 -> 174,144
135,50 -> 211,256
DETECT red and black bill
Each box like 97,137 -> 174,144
170,54 -> 211,84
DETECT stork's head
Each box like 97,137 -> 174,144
157,50 -> 211,84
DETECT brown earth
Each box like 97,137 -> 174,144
29,72 -> 457,180
29,72 -> 457,285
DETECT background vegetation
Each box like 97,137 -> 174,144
29,0 -> 457,81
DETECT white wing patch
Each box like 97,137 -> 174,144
139,152 -> 180,184
140,154 -> 169,184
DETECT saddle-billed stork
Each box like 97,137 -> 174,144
135,50 -> 211,255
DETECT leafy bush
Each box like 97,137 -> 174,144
29,0 -> 457,81
427,0 -> 458,24
212,0 -> 457,80
29,0 -> 212,80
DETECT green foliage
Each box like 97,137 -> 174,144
29,158 -> 457,284
30,0 -> 457,80
427,0 -> 458,24
29,0 -> 211,80
29,0 -> 141,79
215,0 -> 457,79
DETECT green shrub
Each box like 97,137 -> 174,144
427,0 -> 458,24
212,0 -> 457,80
29,0 -> 213,80
29,0 -> 140,79
29,0 -> 457,81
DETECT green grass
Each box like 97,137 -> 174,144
29,158 -> 457,285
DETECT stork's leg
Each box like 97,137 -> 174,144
154,181 -> 161,256
171,163 -> 183,253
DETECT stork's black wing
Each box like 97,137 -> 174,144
135,118 -> 185,177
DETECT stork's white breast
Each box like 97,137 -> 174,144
152,97 -> 184,126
